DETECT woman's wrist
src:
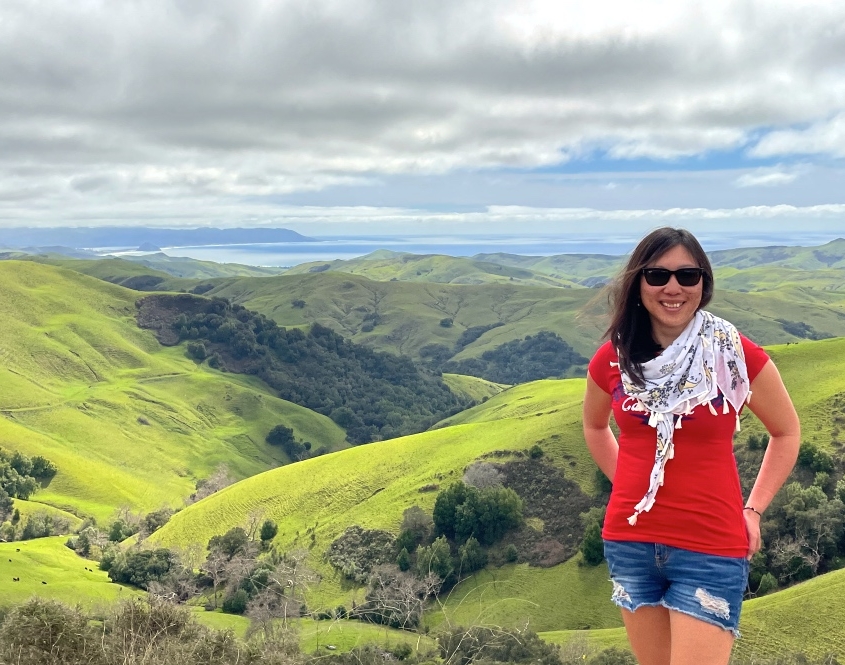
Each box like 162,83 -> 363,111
743,506 -> 763,518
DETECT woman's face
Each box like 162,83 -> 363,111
640,244 -> 704,347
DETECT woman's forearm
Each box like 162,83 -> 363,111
585,426 -> 619,482
746,432 -> 800,513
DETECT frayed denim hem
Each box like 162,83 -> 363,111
659,601 -> 741,639
608,598 -> 741,639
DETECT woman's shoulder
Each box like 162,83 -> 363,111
590,340 -> 617,362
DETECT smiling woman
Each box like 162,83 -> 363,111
581,227 -> 801,665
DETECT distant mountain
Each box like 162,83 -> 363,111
0,226 -> 314,250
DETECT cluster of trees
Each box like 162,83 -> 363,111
442,332 -> 589,384
736,438 -> 845,596
163,296 -> 469,443
0,448 -> 57,517
265,425 -> 328,461
324,482 -> 524,629
420,330 -> 588,384
0,448 -> 60,540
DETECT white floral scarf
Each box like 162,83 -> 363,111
617,310 -> 751,526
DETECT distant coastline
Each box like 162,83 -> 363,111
110,231 -> 845,268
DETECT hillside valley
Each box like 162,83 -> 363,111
1,246 -> 845,662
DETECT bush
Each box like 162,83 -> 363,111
186,341 -> 208,360
222,589 -> 250,614
457,536 -> 488,574
416,536 -> 453,580
504,543 -> 518,562
756,572 -> 778,596
579,507 -> 606,566
260,519 -> 278,543
0,598 -> 95,665
438,625 -> 561,665
589,647 -> 637,665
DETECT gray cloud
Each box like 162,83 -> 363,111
1,0 -> 845,227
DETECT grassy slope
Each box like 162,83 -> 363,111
283,252 -> 579,288
0,537 -> 141,608
6,253 -> 284,280
151,379 -> 592,611
200,272 -> 845,363
194,612 -> 438,654
0,261 -> 347,520
11,499 -> 84,531
440,374 -> 507,403
709,238 -> 845,270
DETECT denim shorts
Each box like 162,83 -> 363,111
603,540 -> 749,637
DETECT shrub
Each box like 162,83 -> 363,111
457,536 -> 488,574
589,647 -> 637,665
222,589 -> 250,614
416,536 -> 453,580
260,519 -> 279,543
504,543 -> 518,562
0,598 -> 95,665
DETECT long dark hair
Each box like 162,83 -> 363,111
605,227 -> 714,386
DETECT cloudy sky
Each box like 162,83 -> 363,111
2,0 -> 845,238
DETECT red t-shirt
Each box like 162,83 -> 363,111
588,335 -> 769,557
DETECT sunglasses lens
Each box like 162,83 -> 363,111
643,269 -> 670,286
676,269 -> 703,286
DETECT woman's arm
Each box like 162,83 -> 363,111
583,374 -> 619,482
742,359 -> 801,557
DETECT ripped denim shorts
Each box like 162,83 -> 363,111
603,540 -> 749,637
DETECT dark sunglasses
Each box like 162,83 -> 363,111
641,267 -> 705,287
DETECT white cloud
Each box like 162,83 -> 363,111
750,113 -> 845,158
0,0 -> 845,225
734,167 -> 802,188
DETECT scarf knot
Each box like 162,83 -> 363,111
617,311 -> 749,526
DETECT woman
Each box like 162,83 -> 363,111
582,228 -> 800,665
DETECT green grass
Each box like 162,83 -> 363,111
0,261 -> 347,521
283,251 -> 580,288
0,536 -> 141,609
11,499 -> 83,531
441,374 -> 507,403
192,611 -> 437,654
427,555 -> 619,633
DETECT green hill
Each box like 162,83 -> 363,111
195,272 -> 845,363
283,251 -> 579,288
709,238 -> 845,270
0,261 -> 347,521
151,378 -> 594,611
0,536 -> 141,608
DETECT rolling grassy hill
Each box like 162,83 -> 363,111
0,261 -> 347,521
195,272 -> 845,363
283,251 -> 580,288
0,537 -> 141,608
150,379 -> 594,612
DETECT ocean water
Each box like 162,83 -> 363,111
109,231 -> 843,268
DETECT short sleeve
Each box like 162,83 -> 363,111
741,334 -> 770,382
587,341 -> 617,394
